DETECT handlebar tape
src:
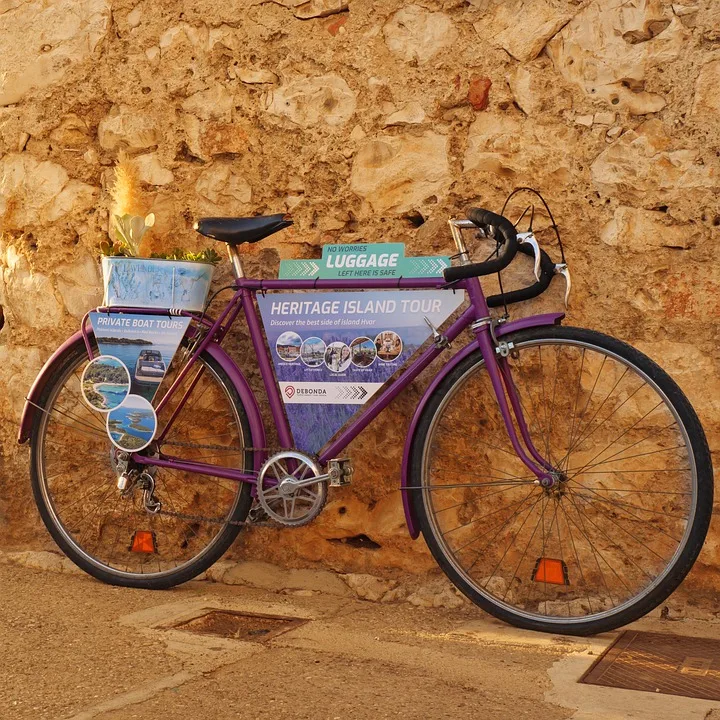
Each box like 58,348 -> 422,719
487,244 -> 555,308
443,208 -> 519,282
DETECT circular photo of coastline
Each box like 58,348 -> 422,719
276,331 -> 302,362
374,331 -> 403,363
324,341 -> 351,373
81,355 -> 131,412
301,337 -> 326,367
106,394 -> 157,452
350,337 -> 377,368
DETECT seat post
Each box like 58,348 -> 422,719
226,244 -> 245,279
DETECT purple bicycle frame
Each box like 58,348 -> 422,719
114,272 -> 562,497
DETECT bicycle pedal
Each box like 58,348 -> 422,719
328,458 -> 353,487
248,502 -> 272,523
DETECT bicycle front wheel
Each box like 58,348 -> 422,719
409,326 -> 712,635
29,338 -> 254,589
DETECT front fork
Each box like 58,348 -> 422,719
466,282 -> 557,487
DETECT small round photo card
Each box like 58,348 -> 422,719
81,355 -> 131,412
106,394 -> 157,452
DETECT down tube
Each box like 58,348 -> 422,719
318,305 -> 477,463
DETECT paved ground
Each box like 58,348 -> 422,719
2,561 -> 720,720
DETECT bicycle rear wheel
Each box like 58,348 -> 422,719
409,326 -> 712,635
29,338 -> 254,589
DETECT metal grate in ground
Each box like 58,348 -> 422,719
170,609 -> 306,643
581,630 -> 720,701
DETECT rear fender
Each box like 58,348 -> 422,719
400,312 -> 564,539
18,334 -> 267,473
18,330 -> 87,444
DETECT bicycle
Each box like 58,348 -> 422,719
20,205 -> 713,636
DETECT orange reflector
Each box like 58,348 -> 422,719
130,530 -> 156,554
532,557 -> 569,585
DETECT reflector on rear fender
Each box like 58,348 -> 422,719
129,530 -> 157,553
532,557 -> 569,585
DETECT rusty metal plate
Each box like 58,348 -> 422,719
581,630 -> 720,700
171,609 -> 306,643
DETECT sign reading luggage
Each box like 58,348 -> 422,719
279,243 -> 451,280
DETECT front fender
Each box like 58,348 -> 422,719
400,312 -> 564,539
18,335 -> 267,472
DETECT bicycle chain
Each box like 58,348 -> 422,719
151,443 -> 285,528
154,506 -> 276,528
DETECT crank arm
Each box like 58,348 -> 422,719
517,232 -> 541,281
284,472 -> 331,490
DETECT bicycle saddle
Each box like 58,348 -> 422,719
193,214 -> 293,245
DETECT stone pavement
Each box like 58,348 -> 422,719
3,557 -> 720,720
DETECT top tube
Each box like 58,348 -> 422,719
236,277 -> 460,291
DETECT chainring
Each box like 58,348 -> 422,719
256,451 -> 328,527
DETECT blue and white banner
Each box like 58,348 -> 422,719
258,290 -> 464,453
279,243 -> 451,280
89,312 -> 190,404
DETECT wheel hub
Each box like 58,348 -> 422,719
539,470 -> 568,496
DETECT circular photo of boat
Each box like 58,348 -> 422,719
81,355 -> 131,412
374,331 -> 403,362
276,331 -> 302,362
350,337 -> 377,368
106,394 -> 157,452
324,341 -> 351,373
301,337 -> 326,367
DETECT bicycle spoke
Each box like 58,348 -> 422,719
419,331 -> 705,630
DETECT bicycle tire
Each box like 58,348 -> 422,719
29,337 -> 254,590
409,326 -> 713,635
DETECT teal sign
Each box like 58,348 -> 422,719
279,243 -> 450,280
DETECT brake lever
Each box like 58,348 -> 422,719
517,232 -> 541,281
555,263 -> 571,308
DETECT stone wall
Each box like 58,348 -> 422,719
0,0 -> 718,589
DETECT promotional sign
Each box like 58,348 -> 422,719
84,312 -> 190,452
279,243 -> 451,280
89,312 -> 190,403
258,290 -> 465,453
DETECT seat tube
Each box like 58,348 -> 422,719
227,245 -> 245,279
240,288 -> 294,449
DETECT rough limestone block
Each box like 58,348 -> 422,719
383,6 -> 457,64
0,344 -> 44,422
195,164 -> 252,213
266,75 -> 356,127
0,247 -> 63,328
98,105 -> 159,152
350,132 -> 450,213
591,120 -> 719,200
477,0 -> 572,62
55,255 -> 102,320
0,0 -> 110,106
0,154 -> 96,228
134,153 -> 174,186
342,573 -> 397,601
547,2 -> 687,114
692,59 -> 720,116
601,206 -> 691,250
